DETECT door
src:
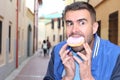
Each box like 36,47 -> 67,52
109,11 -> 118,44
27,25 -> 32,57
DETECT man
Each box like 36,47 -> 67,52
44,1 -> 120,80
42,40 -> 47,57
47,39 -> 51,56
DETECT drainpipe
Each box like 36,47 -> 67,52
33,0 -> 36,53
34,0 -> 38,51
16,0 -> 19,68
36,0 -> 38,51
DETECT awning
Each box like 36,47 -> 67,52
42,12 -> 62,19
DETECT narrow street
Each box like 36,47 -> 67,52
5,50 -> 50,80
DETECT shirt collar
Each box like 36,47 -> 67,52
92,34 -> 100,58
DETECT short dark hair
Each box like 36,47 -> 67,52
63,1 -> 96,22
43,40 -> 46,43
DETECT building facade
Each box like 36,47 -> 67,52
0,0 -> 38,79
38,18 -> 64,48
89,0 -> 120,45
47,18 -> 64,46
0,0 -> 16,79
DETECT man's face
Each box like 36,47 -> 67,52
65,9 -> 97,52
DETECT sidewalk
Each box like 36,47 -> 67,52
5,50 -> 50,80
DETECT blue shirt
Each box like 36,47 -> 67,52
44,34 -> 120,80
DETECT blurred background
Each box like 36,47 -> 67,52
0,0 -> 120,80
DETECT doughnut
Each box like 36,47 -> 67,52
67,36 -> 85,47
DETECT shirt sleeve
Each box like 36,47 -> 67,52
110,54 -> 120,80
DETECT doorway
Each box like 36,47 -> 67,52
27,24 -> 32,57
109,11 -> 118,44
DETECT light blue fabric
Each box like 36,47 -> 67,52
74,61 -> 80,80
72,51 -> 81,80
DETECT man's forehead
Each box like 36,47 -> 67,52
64,10 -> 91,22
65,18 -> 87,22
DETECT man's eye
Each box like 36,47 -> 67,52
79,21 -> 85,26
66,22 -> 73,26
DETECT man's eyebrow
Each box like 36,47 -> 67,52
65,18 -> 87,23
77,18 -> 87,22
65,20 -> 72,23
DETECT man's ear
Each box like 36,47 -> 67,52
93,22 -> 99,34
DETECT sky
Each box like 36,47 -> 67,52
38,0 -> 65,18
26,0 -> 65,18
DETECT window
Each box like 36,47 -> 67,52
53,35 -> 55,42
59,35 -> 62,42
62,18 -> 64,27
109,11 -> 118,44
9,25 -> 11,53
0,21 -> 2,54
97,20 -> 101,37
58,18 -> 61,29
51,19 -> 54,29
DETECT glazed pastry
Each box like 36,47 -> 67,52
67,36 -> 85,47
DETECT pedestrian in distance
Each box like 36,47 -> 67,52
42,40 -> 47,57
47,39 -> 51,56
43,1 -> 120,80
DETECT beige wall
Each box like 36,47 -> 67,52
89,0 -> 120,45
65,0 -> 88,5
18,0 -> 34,58
38,20 -> 46,48
18,0 -> 26,58
25,8 -> 34,56
46,22 -> 54,46
0,0 -> 35,79
89,0 -> 104,7
0,0 -> 16,65
65,0 -> 74,5
0,0 -> 34,66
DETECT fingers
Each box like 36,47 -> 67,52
83,43 -> 92,65
61,52 -> 72,64
59,44 -> 68,58
73,42 -> 92,65
83,43 -> 92,59
62,56 -> 71,64
59,42 -> 92,65
77,52 -> 88,61
73,55 -> 82,64
60,49 -> 70,61
59,43 -> 68,56
59,44 -> 72,63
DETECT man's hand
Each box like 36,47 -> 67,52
59,44 -> 75,80
73,43 -> 94,80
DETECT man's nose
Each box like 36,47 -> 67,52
72,24 -> 80,33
